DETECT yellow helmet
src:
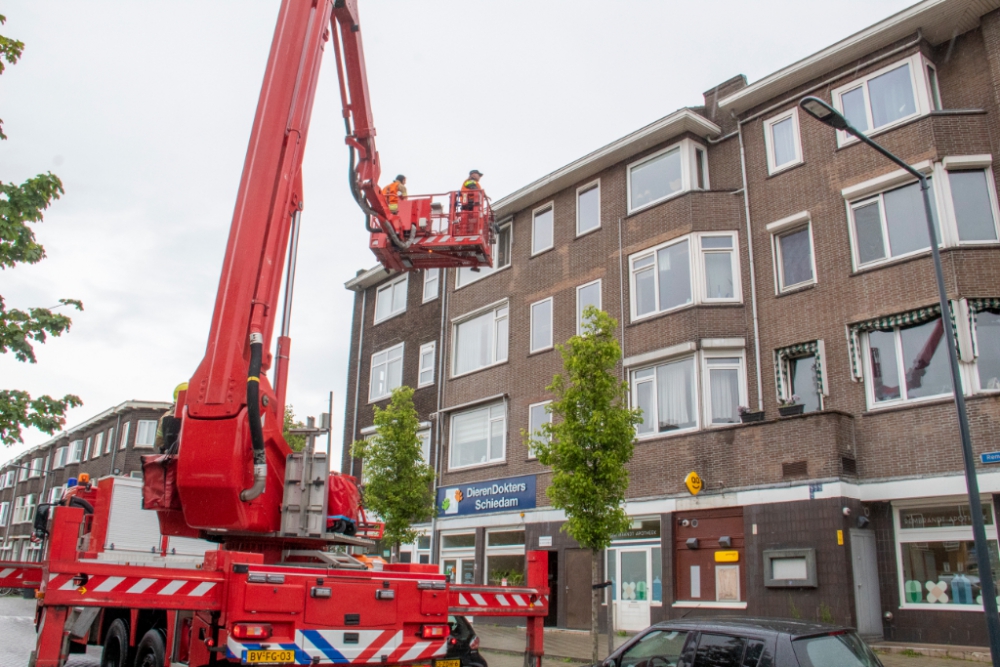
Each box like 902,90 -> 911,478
173,382 -> 189,402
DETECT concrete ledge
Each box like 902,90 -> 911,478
872,641 -> 992,663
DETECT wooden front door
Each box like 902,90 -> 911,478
565,548 -> 592,629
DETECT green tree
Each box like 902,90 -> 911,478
527,307 -> 641,662
0,14 -> 82,446
351,386 -> 435,561
283,405 -> 307,452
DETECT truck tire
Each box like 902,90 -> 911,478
135,628 -> 166,667
101,618 -> 131,667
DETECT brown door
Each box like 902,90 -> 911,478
674,507 -> 745,604
565,548 -> 592,629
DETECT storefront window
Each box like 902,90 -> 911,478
441,532 -> 476,584
896,500 -> 1000,608
486,529 -> 525,586
442,533 -> 476,549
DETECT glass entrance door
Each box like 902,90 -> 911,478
617,549 -> 650,631
443,557 -> 476,584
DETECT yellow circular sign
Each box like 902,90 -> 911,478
685,471 -> 703,496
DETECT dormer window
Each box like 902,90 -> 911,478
832,54 -> 939,146
627,138 -> 709,214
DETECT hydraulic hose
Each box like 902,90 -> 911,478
240,333 -> 267,501
347,145 -> 411,249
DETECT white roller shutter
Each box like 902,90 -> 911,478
104,479 -> 161,553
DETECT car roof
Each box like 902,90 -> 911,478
648,617 -> 855,639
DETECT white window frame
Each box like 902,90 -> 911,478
862,317 -> 955,410
448,401 -> 507,471
0,502 -> 8,526
369,342 -> 405,403
767,212 -> 817,293
531,202 -> 555,256
485,528 -> 527,586
576,279 -> 602,335
67,440 -> 83,464
28,458 -> 42,479
119,422 -> 130,450
626,138 -> 709,214
417,428 -> 432,464
94,432 -> 104,457
576,180 -> 601,237
105,428 -> 113,454
832,54 -> 938,147
17,461 -> 28,482
48,485 -> 65,504
893,496 -> 1000,612
418,341 -> 436,388
530,297 -> 554,353
373,274 -> 408,324
451,301 -> 509,378
527,400 -> 552,460
422,268 -> 440,303
456,220 -> 513,289
940,161 -> 1000,246
628,232 -> 741,322
53,447 -> 67,470
763,107 -> 803,175
700,351 -> 748,427
4,470 -> 15,488
631,354 -> 700,438
135,420 -> 158,448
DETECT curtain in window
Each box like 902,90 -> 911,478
771,117 -> 796,167
455,312 -> 493,375
867,63 -> 916,129
709,368 -> 739,423
451,408 -> 488,467
847,303 -> 957,381
774,341 -> 824,397
656,359 -> 694,430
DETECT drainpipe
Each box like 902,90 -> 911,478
429,269 -> 449,564
617,217 -> 627,373
736,122 -> 765,412
349,289 -> 367,478
108,412 -> 123,475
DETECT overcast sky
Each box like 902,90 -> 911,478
0,0 -> 916,467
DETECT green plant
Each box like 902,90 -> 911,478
617,630 -> 628,637
899,649 -> 921,658
788,594 -> 802,619
818,602 -> 834,624
283,406 -> 307,452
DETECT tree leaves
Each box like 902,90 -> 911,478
283,405 -> 307,452
0,14 -> 26,141
527,307 -> 641,553
0,173 -> 64,268
351,386 -> 435,554
0,295 -> 82,363
0,390 -> 82,446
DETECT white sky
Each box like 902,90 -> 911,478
0,0 -> 916,467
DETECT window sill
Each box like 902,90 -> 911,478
836,112 -> 923,150
852,248 -> 937,275
422,295 -> 440,305
672,601 -> 747,610
576,226 -> 601,239
776,282 -> 816,298
450,360 -> 509,381
530,246 -> 555,260
455,264 -> 512,291
447,459 -> 509,473
636,427 -> 699,441
766,160 -> 805,179
862,395 -> 954,416
416,382 -> 435,390
629,302 -> 743,327
898,603 -> 987,613
627,189 -> 688,217
373,310 -> 407,326
528,347 -> 554,357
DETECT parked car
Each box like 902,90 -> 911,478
597,618 -> 883,667
442,615 -> 487,667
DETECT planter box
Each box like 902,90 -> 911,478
739,411 -> 765,423
778,404 -> 805,417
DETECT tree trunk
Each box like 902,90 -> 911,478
592,549 -> 600,664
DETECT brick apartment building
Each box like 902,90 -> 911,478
0,400 -> 171,563
342,0 -> 1000,644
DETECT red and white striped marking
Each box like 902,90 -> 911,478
450,590 -> 548,614
47,573 -> 217,597
0,566 -> 42,588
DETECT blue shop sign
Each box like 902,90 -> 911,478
981,451 -> 1000,464
437,475 -> 536,516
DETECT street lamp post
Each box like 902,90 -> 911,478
799,95 -> 1000,665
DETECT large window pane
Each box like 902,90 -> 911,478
900,540 -> 1000,606
694,634 -> 746,667
655,357 -> 696,431
853,202 -> 886,264
868,63 -> 916,129
577,281 -> 601,333
455,312 -> 493,375
620,551 -> 648,601
529,403 -> 550,446
704,253 -> 734,300
790,357 -> 821,413
709,366 -> 740,424
657,240 -> 691,311
900,318 -> 951,400
634,371 -> 655,435
450,405 -> 504,468
487,554 -> 525,586
631,148 -> 682,210
883,180 -> 937,256
869,330 -> 901,402
778,227 -> 813,288
533,207 -> 554,254
634,257 -> 656,317
495,307 -> 509,362
977,311 -> 1000,390
950,170 -> 998,242
841,87 -> 869,131
771,116 -> 797,168
457,223 -> 511,287
530,299 -> 553,352
578,185 -> 600,235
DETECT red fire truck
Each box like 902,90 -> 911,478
1,1 -> 546,666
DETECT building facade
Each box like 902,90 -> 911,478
343,0 -> 1000,644
0,400 -> 171,562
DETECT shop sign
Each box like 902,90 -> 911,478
613,518 -> 661,541
685,471 -> 703,495
437,474 -> 536,516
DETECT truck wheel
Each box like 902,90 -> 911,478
135,629 -> 166,667
101,618 -> 131,667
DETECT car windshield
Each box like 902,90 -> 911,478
620,630 -> 690,667
791,632 -> 882,667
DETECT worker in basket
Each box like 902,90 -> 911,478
32,475 -> 94,541
381,174 -> 407,214
460,169 -> 484,211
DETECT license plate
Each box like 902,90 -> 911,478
435,660 -> 460,667
245,649 -> 296,664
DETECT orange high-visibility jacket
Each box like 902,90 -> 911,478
382,180 -> 406,206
